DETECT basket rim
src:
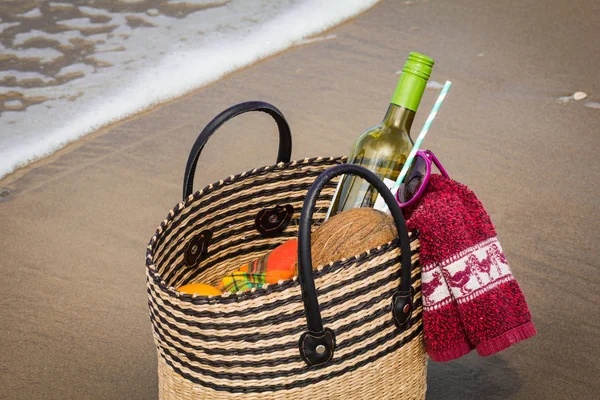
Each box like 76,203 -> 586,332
146,155 -> 417,304
148,235 -> 416,304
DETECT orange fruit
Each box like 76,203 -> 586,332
177,283 -> 222,296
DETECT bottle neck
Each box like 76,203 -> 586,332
382,103 -> 415,134
391,70 -> 428,113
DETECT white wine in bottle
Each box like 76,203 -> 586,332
327,52 -> 434,216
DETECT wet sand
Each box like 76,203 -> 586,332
0,0 -> 220,113
1,0 -> 599,399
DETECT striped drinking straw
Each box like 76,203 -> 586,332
381,80 -> 452,212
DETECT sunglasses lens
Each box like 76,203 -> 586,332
399,156 -> 427,204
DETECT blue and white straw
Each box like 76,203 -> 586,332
380,80 -> 452,212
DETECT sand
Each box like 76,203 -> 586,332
1,0 -> 599,399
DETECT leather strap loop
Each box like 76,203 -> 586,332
182,101 -> 292,200
297,164 -> 414,366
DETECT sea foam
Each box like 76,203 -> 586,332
0,0 -> 380,179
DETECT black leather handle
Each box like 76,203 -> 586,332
182,101 -> 292,200
297,164 -> 414,366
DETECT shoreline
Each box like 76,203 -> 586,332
0,43 -> 303,186
0,1 -> 376,183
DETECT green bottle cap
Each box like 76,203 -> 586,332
391,52 -> 435,111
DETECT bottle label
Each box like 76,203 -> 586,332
373,178 -> 397,212
324,177 -> 344,220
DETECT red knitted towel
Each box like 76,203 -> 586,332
404,174 -> 536,362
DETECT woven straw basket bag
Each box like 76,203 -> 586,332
145,102 -> 427,399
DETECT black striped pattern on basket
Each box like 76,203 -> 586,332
145,157 -> 426,397
148,241 -> 422,392
149,157 -> 344,289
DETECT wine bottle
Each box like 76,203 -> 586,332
327,52 -> 434,216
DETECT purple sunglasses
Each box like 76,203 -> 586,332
396,149 -> 450,208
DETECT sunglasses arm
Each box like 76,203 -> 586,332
427,150 -> 450,178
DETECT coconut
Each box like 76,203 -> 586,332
311,208 -> 397,267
